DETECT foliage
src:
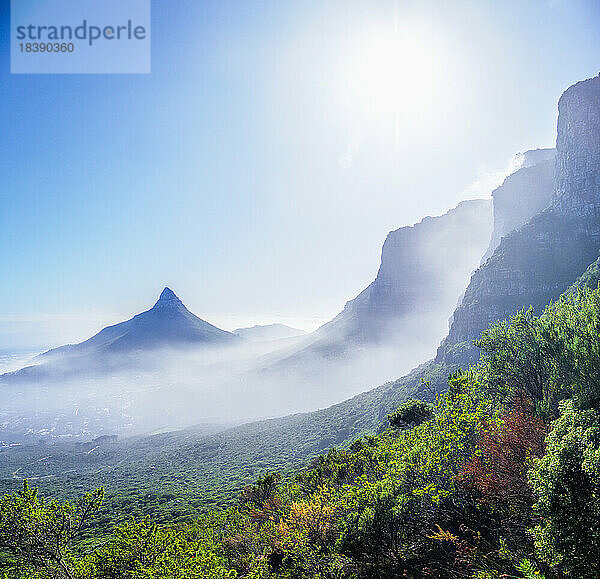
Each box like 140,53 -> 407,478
87,517 -> 238,578
569,255 -> 600,292
387,399 -> 434,429
542,288 -> 600,410
476,308 -> 555,407
458,393 -> 547,517
0,480 -> 103,578
476,287 -> 600,414
529,400 -> 600,577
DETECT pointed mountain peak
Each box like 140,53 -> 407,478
154,287 -> 184,309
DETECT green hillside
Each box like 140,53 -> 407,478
0,361 -> 454,529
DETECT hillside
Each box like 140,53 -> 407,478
0,360 -> 453,522
43,287 -> 237,358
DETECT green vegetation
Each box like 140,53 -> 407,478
386,399 -> 434,429
3,285 -> 600,576
0,362 -> 452,530
570,253 -> 600,291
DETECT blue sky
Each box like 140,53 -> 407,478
1,0 -> 599,350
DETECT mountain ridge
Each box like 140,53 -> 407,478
41,286 -> 238,361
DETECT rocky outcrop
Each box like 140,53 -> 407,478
482,150 -> 554,261
521,148 -> 556,168
438,74 -> 600,366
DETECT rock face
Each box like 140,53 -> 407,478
438,74 -> 600,366
316,199 -> 493,347
521,148 -> 556,168
482,150 -> 554,261
553,76 -> 600,216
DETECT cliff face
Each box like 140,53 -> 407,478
242,199 -> 493,416
482,150 -> 554,261
553,76 -> 600,216
315,198 -> 493,347
438,74 -> 600,365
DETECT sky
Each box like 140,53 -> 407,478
1,0 -> 599,350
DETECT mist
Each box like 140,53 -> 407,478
0,191 -> 496,443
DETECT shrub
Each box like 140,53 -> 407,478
387,399 -> 434,429
529,400 -> 600,577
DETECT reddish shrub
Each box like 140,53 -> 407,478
458,393 -> 547,515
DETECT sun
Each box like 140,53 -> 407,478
343,21 -> 447,135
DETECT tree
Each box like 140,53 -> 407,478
542,288 -> 600,411
89,518 -> 237,579
476,308 -> 555,409
0,480 -> 103,579
457,392 -> 547,565
476,288 -> 600,416
458,394 -> 547,517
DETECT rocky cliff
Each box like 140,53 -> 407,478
438,74 -> 600,366
316,199 -> 493,347
482,149 -> 554,261
259,198 -> 492,388
553,76 -> 600,216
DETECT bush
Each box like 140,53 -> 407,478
387,399 -> 434,429
529,400 -> 600,577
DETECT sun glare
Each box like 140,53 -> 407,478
346,24 -> 446,131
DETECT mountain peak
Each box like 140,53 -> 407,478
154,287 -> 183,308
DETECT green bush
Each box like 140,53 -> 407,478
530,400 -> 600,576
387,399 -> 434,429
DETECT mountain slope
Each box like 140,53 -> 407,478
316,199 -> 493,346
41,287 -> 236,361
0,287 -> 238,389
438,74 -> 600,366
233,324 -> 306,342
255,200 -> 492,389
